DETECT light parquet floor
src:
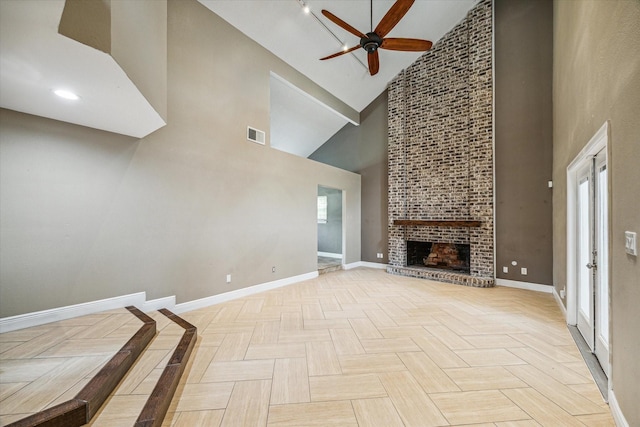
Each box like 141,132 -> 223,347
0,308 -> 144,425
1,268 -> 615,426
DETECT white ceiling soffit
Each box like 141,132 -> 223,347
0,0 -> 165,139
270,73 -> 349,158
199,0 -> 477,112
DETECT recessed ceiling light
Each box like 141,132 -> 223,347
298,0 -> 310,14
53,89 -> 80,100
342,44 -> 349,52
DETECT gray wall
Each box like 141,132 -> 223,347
0,0 -> 361,318
317,186 -> 342,255
494,0 -> 553,285
553,0 -> 640,424
310,91 -> 388,263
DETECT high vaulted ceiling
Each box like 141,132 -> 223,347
200,0 -> 477,112
0,0 -> 477,152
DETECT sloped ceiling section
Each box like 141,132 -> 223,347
270,73 -> 353,158
201,0 -> 477,112
0,0 -> 166,139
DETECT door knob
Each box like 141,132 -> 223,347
586,262 -> 597,270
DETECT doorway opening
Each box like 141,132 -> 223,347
317,186 -> 343,274
566,122 -> 610,390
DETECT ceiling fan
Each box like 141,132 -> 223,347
320,0 -> 433,76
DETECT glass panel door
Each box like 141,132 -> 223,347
574,148 -> 609,376
576,163 -> 594,350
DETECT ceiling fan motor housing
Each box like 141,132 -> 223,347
360,32 -> 383,53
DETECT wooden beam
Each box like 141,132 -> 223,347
393,220 -> 481,227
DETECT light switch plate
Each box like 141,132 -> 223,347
625,231 -> 637,256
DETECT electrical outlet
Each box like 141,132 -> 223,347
377,253 -> 384,259
521,267 -> 527,275
560,289 -> 566,299
502,266 -> 508,273
226,274 -> 231,283
272,266 -> 276,273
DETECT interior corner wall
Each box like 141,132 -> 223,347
59,0 -> 111,54
111,0 -> 168,121
553,0 -> 640,424
494,0 -> 553,285
0,0 -> 361,319
309,91 -> 389,263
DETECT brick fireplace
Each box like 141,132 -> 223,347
386,0 -> 494,288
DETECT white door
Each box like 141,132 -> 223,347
575,148 -> 609,376
576,161 -> 594,349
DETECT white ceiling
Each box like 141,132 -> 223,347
270,73 -> 351,158
0,0 -> 165,138
199,0 -> 477,112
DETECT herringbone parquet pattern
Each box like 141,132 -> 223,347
0,268 -> 614,426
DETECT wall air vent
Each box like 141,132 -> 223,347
247,126 -> 266,145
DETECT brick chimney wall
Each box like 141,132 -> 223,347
387,0 -> 493,280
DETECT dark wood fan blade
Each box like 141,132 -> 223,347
375,0 -> 415,38
321,10 -> 365,38
320,45 -> 360,60
368,50 -> 379,76
381,38 -> 432,51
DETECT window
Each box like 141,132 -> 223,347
317,195 -> 327,224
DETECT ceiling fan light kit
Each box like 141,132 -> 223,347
319,0 -> 433,76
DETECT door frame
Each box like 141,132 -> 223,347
593,149 -> 609,374
316,184 -> 346,263
566,121 -> 609,370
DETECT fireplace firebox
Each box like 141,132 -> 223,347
406,241 -> 470,273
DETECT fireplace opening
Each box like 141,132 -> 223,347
406,241 -> 470,273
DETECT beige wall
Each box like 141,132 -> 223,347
111,0 -> 168,120
0,0 -> 361,318
553,0 -> 640,423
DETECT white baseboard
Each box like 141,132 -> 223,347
343,261 -> 388,270
495,278 -> 553,293
609,389 -> 629,427
552,287 -> 567,318
0,271 -> 321,332
142,296 -> 176,313
0,292 -> 147,334
318,252 -> 342,259
173,271 -> 319,314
